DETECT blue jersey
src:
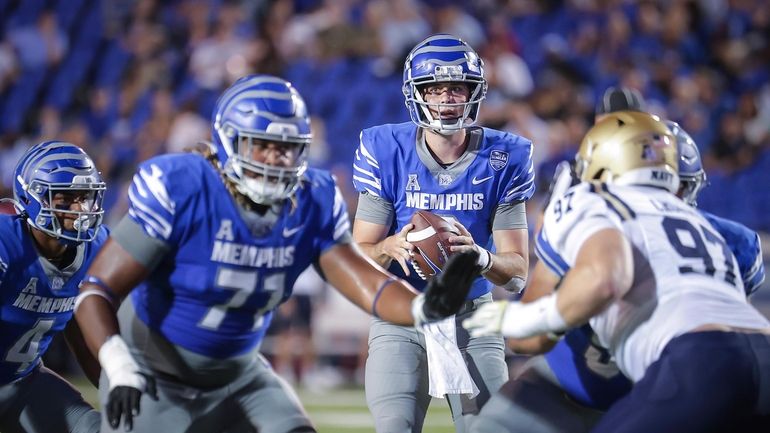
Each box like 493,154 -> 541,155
0,215 -> 107,383
352,122 -> 535,298
538,196 -> 766,410
126,153 -> 350,359
700,210 -> 764,296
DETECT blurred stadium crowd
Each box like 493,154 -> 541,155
1,0 -> 769,229
1,0 -> 769,385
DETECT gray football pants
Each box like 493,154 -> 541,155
97,355 -> 313,433
365,295 -> 508,433
0,365 -> 99,433
98,300 -> 315,433
470,356 -> 603,433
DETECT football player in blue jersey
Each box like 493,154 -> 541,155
464,111 -> 770,432
73,74 -> 480,433
351,34 -> 535,433
0,141 -> 106,433
669,120 -> 765,296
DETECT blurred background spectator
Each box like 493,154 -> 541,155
1,0 -> 767,387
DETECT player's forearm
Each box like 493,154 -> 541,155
484,251 -> 528,291
356,241 -> 394,269
320,243 -> 416,325
64,320 -> 102,387
74,238 -> 151,358
74,295 -> 122,359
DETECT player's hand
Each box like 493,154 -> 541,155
380,223 -> 415,276
412,250 -> 481,327
462,301 -> 510,337
448,221 -> 477,253
98,335 -> 159,431
106,373 -> 158,431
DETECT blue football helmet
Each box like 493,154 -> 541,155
403,34 -> 487,134
667,121 -> 707,206
13,141 -> 106,243
212,75 -> 312,205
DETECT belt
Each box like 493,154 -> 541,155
456,293 -> 493,316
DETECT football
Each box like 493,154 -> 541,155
406,210 -> 459,279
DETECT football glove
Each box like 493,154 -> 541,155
98,335 -> 158,431
412,250 -> 480,326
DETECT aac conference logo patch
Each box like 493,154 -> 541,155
489,150 -> 509,171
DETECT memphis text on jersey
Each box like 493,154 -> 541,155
404,175 -> 484,211
12,278 -> 77,314
210,219 -> 295,268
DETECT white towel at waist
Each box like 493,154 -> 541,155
422,315 -> 479,399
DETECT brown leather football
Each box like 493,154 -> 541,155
406,210 -> 459,280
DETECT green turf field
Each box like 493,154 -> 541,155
298,388 -> 454,433
71,378 -> 455,433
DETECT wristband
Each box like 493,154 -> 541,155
475,246 -> 493,274
74,289 -> 116,312
501,276 -> 526,294
98,335 -> 145,391
371,278 -> 397,319
410,294 -> 428,328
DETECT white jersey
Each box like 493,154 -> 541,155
536,182 -> 770,382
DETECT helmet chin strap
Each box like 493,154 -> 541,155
430,127 -> 461,137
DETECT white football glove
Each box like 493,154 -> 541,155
463,295 -> 569,339
461,301 -> 510,338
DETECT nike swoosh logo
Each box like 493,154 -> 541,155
282,225 -> 304,237
472,175 -> 493,185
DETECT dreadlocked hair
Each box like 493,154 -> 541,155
184,142 -> 299,213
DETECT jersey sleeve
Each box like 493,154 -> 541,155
0,244 -> 8,286
535,184 -> 623,278
703,211 -> 766,297
315,174 -> 353,254
352,129 -> 385,199
126,157 -> 182,245
500,137 -> 535,205
743,231 -> 765,296
542,160 -> 578,210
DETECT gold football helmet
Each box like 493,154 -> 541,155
576,111 -> 679,193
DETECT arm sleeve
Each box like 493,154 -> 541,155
111,216 -> 171,270
491,201 -> 528,231
355,192 -> 395,226
744,232 -> 765,296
